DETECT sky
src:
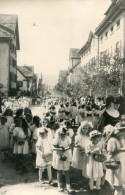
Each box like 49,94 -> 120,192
0,0 -> 111,85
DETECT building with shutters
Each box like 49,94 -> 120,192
0,14 -> 20,96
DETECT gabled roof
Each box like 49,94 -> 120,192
17,66 -> 34,78
95,0 -> 125,36
69,61 -> 81,72
0,14 -> 20,50
17,67 -> 27,79
78,31 -> 94,54
69,48 -> 81,59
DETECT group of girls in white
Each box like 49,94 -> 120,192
0,95 -> 125,195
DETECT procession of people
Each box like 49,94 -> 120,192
0,95 -> 125,195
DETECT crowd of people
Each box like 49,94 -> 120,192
0,95 -> 125,194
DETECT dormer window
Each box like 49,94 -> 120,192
110,26 -> 114,33
117,20 -> 120,28
105,32 -> 108,38
101,36 -> 103,43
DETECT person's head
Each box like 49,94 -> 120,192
24,107 -> 32,117
60,104 -> 64,108
4,108 -> 13,116
62,120 -> 71,128
16,109 -> 23,117
59,127 -> 67,140
45,112 -> 50,117
25,113 -> 32,123
89,130 -> 101,145
41,118 -> 48,127
39,127 -> 48,139
78,121 -> 93,135
65,102 -> 69,107
106,96 -> 115,109
81,104 -> 85,109
33,115 -> 40,127
1,116 -> 7,125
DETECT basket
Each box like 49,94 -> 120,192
17,140 -> 25,145
60,155 -> 67,161
104,159 -> 121,170
93,153 -> 107,163
44,153 -> 52,162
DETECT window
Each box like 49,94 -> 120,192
100,36 -> 103,43
105,32 -> 108,38
115,41 -> 120,56
17,81 -> 23,87
117,20 -> 120,28
110,26 -> 114,34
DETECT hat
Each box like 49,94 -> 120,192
59,127 -> 67,135
103,125 -> 119,136
89,130 -> 101,139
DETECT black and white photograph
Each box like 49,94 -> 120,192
0,0 -> 125,194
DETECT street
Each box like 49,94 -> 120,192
0,105 -> 113,195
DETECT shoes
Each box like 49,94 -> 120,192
39,179 -> 45,184
58,186 -> 64,192
66,186 -> 74,194
49,180 -> 54,186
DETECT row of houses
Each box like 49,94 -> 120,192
59,0 -> 125,93
0,14 -> 40,96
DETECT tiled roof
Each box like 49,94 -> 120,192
95,0 -> 125,36
0,14 -> 20,49
0,14 -> 17,32
78,31 -> 94,54
17,66 -> 34,78
69,48 -> 81,59
0,28 -> 11,38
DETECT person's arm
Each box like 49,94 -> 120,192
36,146 -> 44,158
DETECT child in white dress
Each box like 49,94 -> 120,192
72,121 -> 93,176
52,127 -> 73,193
0,116 -> 10,161
104,126 -> 123,194
86,130 -> 104,190
36,127 -> 53,185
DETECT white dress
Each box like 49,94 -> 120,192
52,136 -> 72,171
13,127 -> 31,154
36,137 -> 53,169
86,142 -> 103,179
106,137 -> 123,185
72,134 -> 89,174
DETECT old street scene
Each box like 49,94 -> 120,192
0,0 -> 125,195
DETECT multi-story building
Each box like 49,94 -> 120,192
78,31 -> 98,76
17,65 -> 35,96
68,48 -> 81,84
95,0 -> 125,65
0,14 -> 20,96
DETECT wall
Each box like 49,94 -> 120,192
17,70 -> 28,91
81,37 -> 98,73
98,12 -> 125,59
0,41 -> 9,95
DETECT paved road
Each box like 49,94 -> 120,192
0,105 -> 121,195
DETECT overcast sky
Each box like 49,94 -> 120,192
0,0 -> 111,84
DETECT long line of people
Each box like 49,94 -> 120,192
0,95 -> 125,195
